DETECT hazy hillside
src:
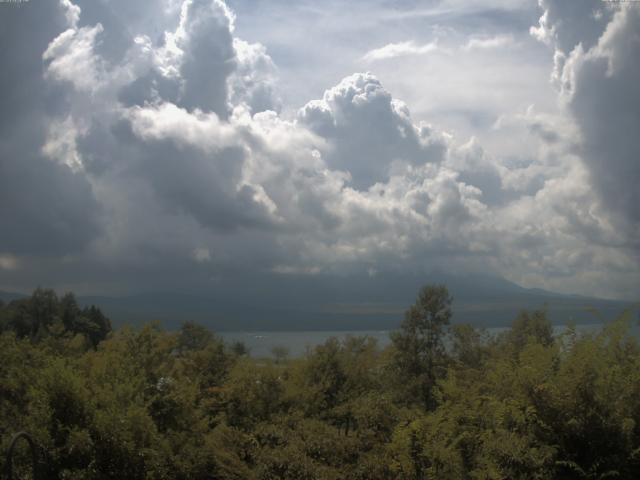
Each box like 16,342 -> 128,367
68,274 -> 636,330
3,273 -> 632,331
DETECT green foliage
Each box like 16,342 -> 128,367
450,323 -> 489,368
505,309 -> 555,353
0,286 -> 638,479
390,284 -> 452,409
177,321 -> 214,352
0,289 -> 111,349
223,359 -> 285,429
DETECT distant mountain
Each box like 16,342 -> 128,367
3,275 -> 634,331
73,272 -> 635,331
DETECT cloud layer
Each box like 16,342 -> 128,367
0,0 -> 638,301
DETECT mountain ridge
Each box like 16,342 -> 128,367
2,273 -> 634,331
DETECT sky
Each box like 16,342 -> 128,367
0,0 -> 638,302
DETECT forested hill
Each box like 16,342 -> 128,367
0,285 -> 639,479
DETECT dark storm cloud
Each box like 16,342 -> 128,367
0,146 -> 101,255
118,110 -> 275,231
533,1 -> 640,230
565,6 -> 640,229
0,0 -> 101,256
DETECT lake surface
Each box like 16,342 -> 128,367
220,323 -> 624,358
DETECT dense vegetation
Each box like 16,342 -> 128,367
0,287 -> 639,479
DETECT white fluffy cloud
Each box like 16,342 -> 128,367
43,24 -> 106,91
0,0 -> 638,301
169,0 -> 236,116
463,35 -> 514,51
229,38 -> 280,114
530,0 -> 612,52
363,41 -> 440,62
298,72 -> 448,190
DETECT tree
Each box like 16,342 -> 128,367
82,305 -> 112,348
271,345 -> 290,364
450,323 -> 487,368
60,292 -> 81,333
505,309 -> 554,354
390,284 -> 452,410
5,289 -> 59,340
0,300 -> 6,333
177,321 -> 214,352
230,341 -> 249,357
29,288 -> 59,338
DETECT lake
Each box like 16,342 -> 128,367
219,323 -> 626,358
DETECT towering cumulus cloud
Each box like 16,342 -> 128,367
169,0 -> 236,116
532,0 -> 640,229
0,0 -> 637,301
298,73 -> 447,190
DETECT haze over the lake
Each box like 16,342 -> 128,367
1,0 -> 638,304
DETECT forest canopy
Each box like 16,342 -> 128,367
0,287 -> 639,479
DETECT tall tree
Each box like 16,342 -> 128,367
177,321 -> 214,352
83,305 -> 112,348
391,284 -> 452,410
60,292 -> 81,333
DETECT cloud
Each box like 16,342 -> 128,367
122,103 -> 278,232
43,23 -> 106,92
298,72 -> 448,190
530,0 -> 612,52
563,5 -> 640,231
463,34 -> 514,50
0,0 -> 637,302
533,1 -> 640,231
362,34 -> 513,63
362,41 -> 439,62
169,0 -> 237,117
0,256 -> 19,271
229,38 -> 280,114
193,248 -> 212,263
0,0 -> 102,257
